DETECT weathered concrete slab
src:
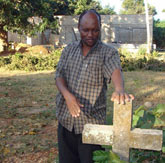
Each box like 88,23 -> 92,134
130,128 -> 163,151
82,124 -> 113,145
112,101 -> 132,161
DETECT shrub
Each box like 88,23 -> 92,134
153,20 -> 165,49
137,46 -> 147,56
152,50 -> 159,57
0,48 -> 62,71
0,56 -> 11,67
118,48 -> 165,72
118,48 -> 133,58
0,47 -> 164,72
146,58 -> 165,71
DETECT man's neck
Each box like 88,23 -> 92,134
82,45 -> 91,57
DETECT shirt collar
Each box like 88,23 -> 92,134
78,39 -> 100,51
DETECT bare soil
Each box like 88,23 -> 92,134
0,43 -> 49,57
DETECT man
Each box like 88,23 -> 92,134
55,9 -> 134,163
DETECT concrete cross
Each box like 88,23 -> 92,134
82,101 -> 163,161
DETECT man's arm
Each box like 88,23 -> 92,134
56,77 -> 83,117
111,69 -> 134,104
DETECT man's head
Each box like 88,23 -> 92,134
78,9 -> 101,47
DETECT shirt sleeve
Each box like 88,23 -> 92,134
55,46 -> 69,80
103,47 -> 121,82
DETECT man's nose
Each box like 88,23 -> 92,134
88,30 -> 93,37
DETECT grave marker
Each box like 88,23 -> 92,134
82,101 -> 163,161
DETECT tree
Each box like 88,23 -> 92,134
68,0 -> 116,15
120,0 -> 157,15
153,20 -> 165,48
0,0 -> 115,51
98,5 -> 116,15
120,0 -> 156,53
144,0 -> 151,53
0,0 -> 70,51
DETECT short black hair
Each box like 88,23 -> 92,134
78,9 -> 101,26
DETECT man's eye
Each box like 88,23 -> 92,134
94,30 -> 100,33
83,29 -> 88,32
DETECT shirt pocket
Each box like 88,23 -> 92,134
85,63 -> 103,86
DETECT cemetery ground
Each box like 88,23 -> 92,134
0,69 -> 164,162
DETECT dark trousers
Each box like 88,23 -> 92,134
58,123 -> 103,163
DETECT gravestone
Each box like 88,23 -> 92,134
82,101 -> 163,161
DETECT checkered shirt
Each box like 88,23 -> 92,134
55,40 -> 121,134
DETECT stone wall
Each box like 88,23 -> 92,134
8,29 -> 60,46
8,32 -> 27,44
57,14 -> 153,46
7,14 -> 153,52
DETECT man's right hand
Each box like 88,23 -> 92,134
65,93 -> 84,117
55,77 -> 83,117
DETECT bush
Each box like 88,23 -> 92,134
152,50 -> 159,57
118,48 -> 133,58
0,56 -> 11,67
137,46 -> 147,56
145,58 -> 165,71
0,47 -> 164,72
153,20 -> 165,49
118,49 -> 165,72
0,49 -> 62,71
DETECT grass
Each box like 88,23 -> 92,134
106,71 -> 165,124
0,69 -> 165,162
0,70 -> 58,162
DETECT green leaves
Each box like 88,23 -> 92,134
0,0 -> 70,48
153,20 -> 165,49
93,150 -> 128,163
152,104 -> 165,127
132,104 -> 165,129
153,104 -> 165,114
109,151 -> 128,163
0,48 -> 62,71
93,150 -> 109,163
120,0 -> 156,15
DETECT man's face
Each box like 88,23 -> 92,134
78,12 -> 101,47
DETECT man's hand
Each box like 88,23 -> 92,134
56,77 -> 84,117
65,93 -> 84,117
111,91 -> 134,104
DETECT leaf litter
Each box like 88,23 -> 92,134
0,71 -> 58,162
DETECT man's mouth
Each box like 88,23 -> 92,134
86,39 -> 94,43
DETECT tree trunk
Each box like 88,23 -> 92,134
144,0 -> 151,54
0,25 -> 8,52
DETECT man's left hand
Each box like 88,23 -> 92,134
111,91 -> 134,104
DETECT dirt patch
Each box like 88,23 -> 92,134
0,43 -> 49,57
3,147 -> 58,163
26,45 -> 49,55
24,108 -> 48,114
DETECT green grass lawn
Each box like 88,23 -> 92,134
0,70 -> 165,162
